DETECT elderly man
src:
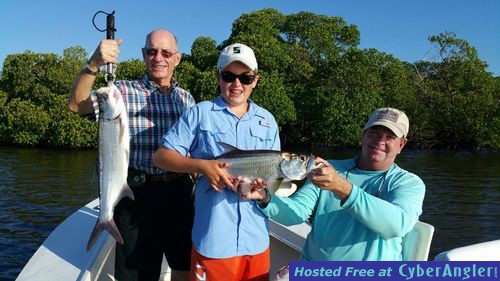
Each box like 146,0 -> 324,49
68,29 -> 195,281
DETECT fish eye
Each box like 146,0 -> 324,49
299,155 -> 307,161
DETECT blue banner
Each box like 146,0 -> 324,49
289,261 -> 499,281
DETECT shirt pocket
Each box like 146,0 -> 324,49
249,125 -> 274,149
197,122 -> 233,157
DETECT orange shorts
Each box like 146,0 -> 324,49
190,247 -> 270,281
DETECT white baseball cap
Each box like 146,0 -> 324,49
217,43 -> 258,72
364,107 -> 409,138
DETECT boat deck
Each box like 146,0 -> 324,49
16,199 -> 309,281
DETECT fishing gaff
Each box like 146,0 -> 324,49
92,10 -> 117,85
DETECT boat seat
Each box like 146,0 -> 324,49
402,221 -> 435,261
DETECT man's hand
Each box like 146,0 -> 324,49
307,157 -> 353,201
88,39 -> 123,70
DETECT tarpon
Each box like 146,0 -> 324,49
215,145 -> 316,195
86,85 -> 133,251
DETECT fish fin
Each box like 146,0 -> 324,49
86,218 -> 124,252
274,182 -> 298,197
119,121 -> 127,145
86,219 -> 103,251
267,179 -> 284,194
218,142 -> 239,155
123,184 -> 135,201
106,219 -> 124,246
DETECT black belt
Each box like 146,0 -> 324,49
128,168 -> 185,185
147,172 -> 185,183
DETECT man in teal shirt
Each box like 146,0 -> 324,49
253,107 -> 425,261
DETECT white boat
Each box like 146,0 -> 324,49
14,198 -> 304,281
16,198 -> 500,281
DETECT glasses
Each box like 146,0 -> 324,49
220,71 -> 256,85
144,48 -> 178,59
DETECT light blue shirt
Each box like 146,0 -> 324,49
260,158 -> 425,261
161,96 -> 280,258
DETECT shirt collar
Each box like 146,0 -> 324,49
212,96 -> 260,118
142,74 -> 178,94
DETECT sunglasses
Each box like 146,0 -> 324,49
144,48 -> 177,59
220,71 -> 256,85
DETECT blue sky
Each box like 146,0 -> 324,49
1,0 -> 499,76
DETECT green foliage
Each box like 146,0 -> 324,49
283,11 -> 360,55
252,71 -> 296,126
1,51 -> 82,101
176,61 -> 218,102
189,37 -> 219,71
0,12 -> 498,150
177,38 -> 219,102
227,8 -> 290,72
0,90 -> 8,139
412,32 -> 499,149
116,59 -> 146,81
45,95 -> 97,148
0,98 -> 50,145
0,47 -> 98,147
191,70 -> 218,102
0,89 -> 7,108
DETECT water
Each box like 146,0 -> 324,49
0,147 -> 97,280
1,147 -> 499,280
398,150 -> 500,256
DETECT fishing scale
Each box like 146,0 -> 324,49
92,10 -> 117,84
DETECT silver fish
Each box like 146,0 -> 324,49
215,145 -> 316,195
87,85 -> 133,251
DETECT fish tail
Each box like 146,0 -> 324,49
106,219 -> 124,246
86,218 -> 124,251
86,220 -> 103,251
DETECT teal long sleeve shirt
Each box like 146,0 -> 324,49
259,158 -> 425,261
